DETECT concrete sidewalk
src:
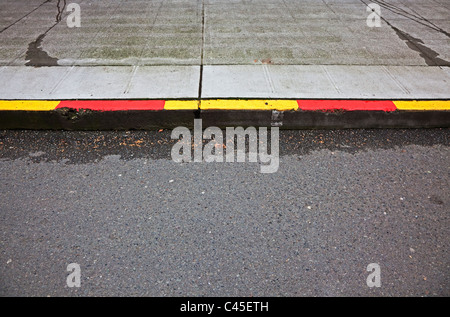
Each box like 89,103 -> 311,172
1,0 -> 449,67
0,0 -> 449,129
0,65 -> 448,99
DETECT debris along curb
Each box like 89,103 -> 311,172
0,99 -> 449,130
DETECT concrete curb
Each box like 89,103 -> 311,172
0,99 -> 449,130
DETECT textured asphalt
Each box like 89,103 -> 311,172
0,129 -> 449,297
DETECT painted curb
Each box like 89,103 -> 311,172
0,99 -> 449,130
1,99 -> 449,111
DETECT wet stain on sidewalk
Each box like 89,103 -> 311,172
360,0 -> 450,66
25,0 -> 67,67
25,33 -> 59,67
391,26 -> 450,67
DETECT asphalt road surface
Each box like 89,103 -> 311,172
0,128 -> 449,297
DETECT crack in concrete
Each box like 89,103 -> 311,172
56,0 -> 67,23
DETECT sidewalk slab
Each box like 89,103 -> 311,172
1,65 -> 449,100
201,65 -> 450,99
3,0 -> 449,67
0,66 -> 71,99
0,66 -> 200,99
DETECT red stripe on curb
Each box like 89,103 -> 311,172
56,100 -> 165,111
297,100 -> 397,112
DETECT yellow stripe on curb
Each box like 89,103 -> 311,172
0,100 -> 60,111
164,100 -> 199,110
200,99 -> 299,111
394,100 -> 450,111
